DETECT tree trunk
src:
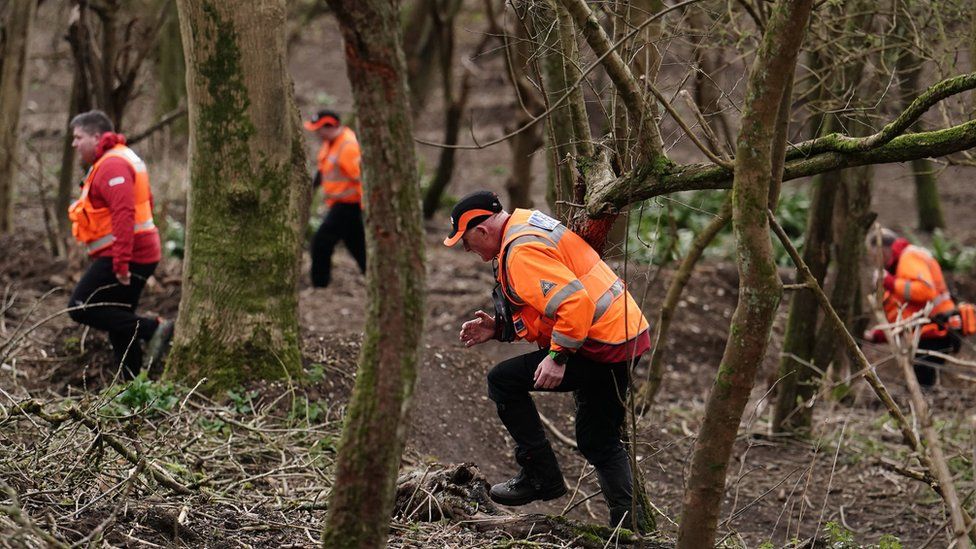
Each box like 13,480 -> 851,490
320,0 -> 426,547
156,0 -> 187,136
896,41 -> 945,231
795,166 -> 873,425
523,0 -> 576,220
770,173 -> 836,433
167,0 -> 308,391
770,10 -> 872,433
422,3 -> 486,219
504,110 -> 542,209
0,0 -> 36,234
403,0 -> 461,116
500,10 -> 544,210
677,0 -> 812,546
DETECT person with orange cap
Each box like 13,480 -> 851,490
66,110 -> 173,379
864,227 -> 960,386
444,190 -> 652,531
304,109 -> 366,288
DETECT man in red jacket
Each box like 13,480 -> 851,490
67,110 -> 172,379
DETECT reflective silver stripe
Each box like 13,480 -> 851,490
323,175 -> 359,184
903,281 -> 912,301
551,331 -> 584,350
324,187 -> 360,200
86,234 -> 115,252
87,219 -> 155,251
505,222 -> 566,244
592,279 -> 624,322
544,280 -> 585,318
932,292 -> 952,308
134,219 -> 155,231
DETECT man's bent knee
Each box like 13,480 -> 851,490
68,298 -> 92,324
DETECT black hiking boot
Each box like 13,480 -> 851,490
490,443 -> 567,506
596,450 -> 650,532
489,469 -> 567,506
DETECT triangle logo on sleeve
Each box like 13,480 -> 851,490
540,280 -> 556,296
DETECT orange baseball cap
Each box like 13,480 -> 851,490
443,190 -> 503,246
304,109 -> 340,131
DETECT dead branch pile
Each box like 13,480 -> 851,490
0,380 -> 341,547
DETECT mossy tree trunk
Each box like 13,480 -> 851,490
896,39 -> 945,232
677,0 -> 812,546
0,0 -> 36,234
167,0 -> 308,391
320,0 -> 426,547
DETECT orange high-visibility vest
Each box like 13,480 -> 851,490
496,209 -> 649,359
317,127 -> 362,207
68,144 -> 155,255
883,245 -> 956,338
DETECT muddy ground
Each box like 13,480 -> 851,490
4,2 -> 976,548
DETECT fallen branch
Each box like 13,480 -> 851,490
8,400 -> 193,495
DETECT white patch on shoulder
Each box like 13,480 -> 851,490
108,176 -> 126,187
527,210 -> 559,231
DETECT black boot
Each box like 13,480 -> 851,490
595,450 -> 643,530
490,444 -> 567,506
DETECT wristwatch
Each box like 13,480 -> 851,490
549,350 -> 570,366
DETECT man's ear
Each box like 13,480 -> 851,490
474,224 -> 489,239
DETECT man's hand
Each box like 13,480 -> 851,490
534,354 -> 565,389
116,271 -> 131,286
862,328 -> 886,343
882,272 -> 895,292
460,310 -> 496,348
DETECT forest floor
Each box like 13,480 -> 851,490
5,3 -> 976,548
5,214 -> 976,548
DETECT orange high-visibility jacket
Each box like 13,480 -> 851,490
68,144 -> 155,255
317,127 -> 362,207
496,209 -> 650,361
883,244 -> 956,338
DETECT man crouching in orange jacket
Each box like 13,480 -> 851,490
444,190 -> 651,530
864,227 -> 959,386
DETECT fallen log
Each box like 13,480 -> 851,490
393,462 -> 674,548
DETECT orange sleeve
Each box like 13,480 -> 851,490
338,139 -> 361,180
507,244 -> 594,353
894,253 -> 938,304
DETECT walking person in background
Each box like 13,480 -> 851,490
305,110 -> 366,288
67,110 -> 173,379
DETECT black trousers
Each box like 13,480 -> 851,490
69,257 -> 158,379
914,334 -> 960,387
310,202 -> 367,288
487,348 -> 630,468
